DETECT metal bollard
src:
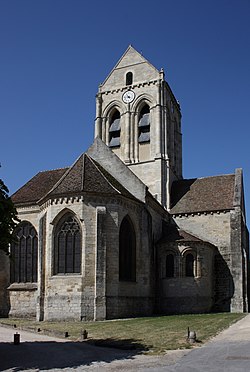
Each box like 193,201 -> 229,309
81,329 -> 88,340
188,331 -> 196,343
14,332 -> 20,345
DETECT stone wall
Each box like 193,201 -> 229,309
157,241 -> 215,314
172,210 -> 247,312
0,251 -> 10,317
8,284 -> 37,318
42,198 -> 96,321
44,277 -> 83,320
105,200 -> 156,319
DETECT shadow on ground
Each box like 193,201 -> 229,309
0,338 -> 148,371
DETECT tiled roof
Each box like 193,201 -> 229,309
11,168 -> 68,205
47,154 -> 120,198
170,174 -> 235,214
91,159 -> 135,198
159,228 -> 204,244
12,154 -> 137,206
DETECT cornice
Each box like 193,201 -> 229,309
100,79 -> 159,96
172,209 -> 231,218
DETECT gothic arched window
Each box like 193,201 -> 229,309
126,72 -> 133,86
138,104 -> 150,143
185,253 -> 195,277
54,214 -> 81,275
10,222 -> 38,283
109,110 -> 121,148
119,216 -> 136,282
166,253 -> 175,277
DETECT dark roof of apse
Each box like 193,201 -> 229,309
159,228 -> 204,244
11,154 -> 136,206
11,168 -> 68,205
170,174 -> 235,214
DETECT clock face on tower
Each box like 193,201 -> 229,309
122,90 -> 135,104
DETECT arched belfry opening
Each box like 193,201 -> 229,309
126,71 -> 133,86
138,104 -> 150,143
109,109 -> 121,148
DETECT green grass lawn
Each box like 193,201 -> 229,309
0,313 -> 245,354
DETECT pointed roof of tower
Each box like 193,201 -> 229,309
101,45 -> 160,88
113,45 -> 159,71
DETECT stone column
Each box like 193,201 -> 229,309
105,117 -> 109,145
124,106 -> 131,163
37,213 -> 47,321
130,111 -> 135,163
166,158 -> 171,211
134,112 -> 139,162
155,81 -> 162,158
196,250 -> 202,278
94,94 -> 102,138
163,88 -> 168,159
230,206 -> 245,312
94,206 -> 107,321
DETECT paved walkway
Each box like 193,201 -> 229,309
1,315 -> 250,371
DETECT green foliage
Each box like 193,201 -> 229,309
0,179 -> 19,254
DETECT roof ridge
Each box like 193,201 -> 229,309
89,156 -> 137,200
87,155 -> 122,195
38,167 -> 69,174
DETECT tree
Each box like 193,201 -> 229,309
0,179 -> 19,254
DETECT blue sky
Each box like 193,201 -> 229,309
1,0 -> 249,224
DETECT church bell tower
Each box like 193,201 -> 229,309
94,46 -> 182,209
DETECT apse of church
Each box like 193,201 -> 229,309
1,46 -> 248,320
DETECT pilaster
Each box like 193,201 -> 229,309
124,107 -> 131,163
94,206 -> 107,321
95,93 -> 102,138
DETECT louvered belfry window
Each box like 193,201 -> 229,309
138,105 -> 150,143
10,222 -> 38,283
109,110 -> 121,147
54,214 -> 81,274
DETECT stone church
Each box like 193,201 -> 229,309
0,46 -> 248,320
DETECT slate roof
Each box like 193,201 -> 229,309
159,227 -> 204,244
170,174 -> 235,214
11,154 -> 137,206
11,168 -> 68,206
47,153 -> 132,198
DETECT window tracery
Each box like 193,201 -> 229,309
10,222 -> 38,283
54,214 -> 81,274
